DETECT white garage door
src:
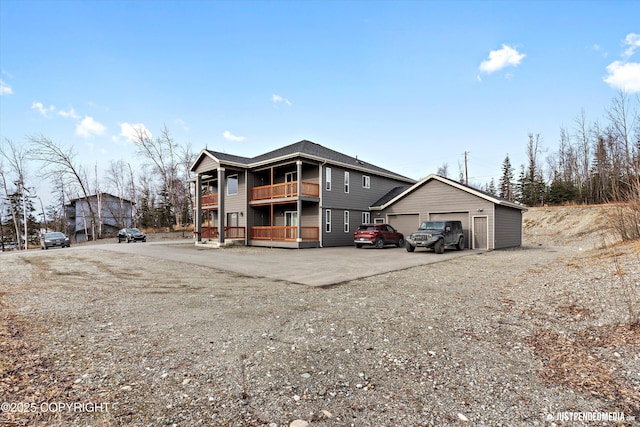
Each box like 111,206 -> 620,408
429,212 -> 469,248
388,214 -> 420,238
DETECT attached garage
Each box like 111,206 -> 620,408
370,174 -> 527,250
387,213 -> 419,238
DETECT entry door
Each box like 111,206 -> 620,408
285,172 -> 297,196
227,212 -> 238,227
473,216 -> 488,250
285,211 -> 298,240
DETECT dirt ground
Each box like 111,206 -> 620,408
1,205 -> 639,426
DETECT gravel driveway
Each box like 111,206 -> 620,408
1,207 -> 639,426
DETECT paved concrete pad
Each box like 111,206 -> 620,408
96,241 -> 483,286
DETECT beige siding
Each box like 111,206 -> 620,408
194,156 -> 219,174
494,205 -> 522,249
380,180 -> 496,249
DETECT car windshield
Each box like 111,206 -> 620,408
419,221 -> 445,231
45,232 -> 65,238
126,228 -> 141,233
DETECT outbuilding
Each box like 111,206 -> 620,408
369,174 -> 527,250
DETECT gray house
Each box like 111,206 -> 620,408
370,174 -> 527,250
190,140 -> 416,248
65,193 -> 134,242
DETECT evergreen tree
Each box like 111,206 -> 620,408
499,155 -> 515,201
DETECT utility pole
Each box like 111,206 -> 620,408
464,151 -> 469,186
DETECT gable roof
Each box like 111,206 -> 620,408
370,174 -> 527,211
67,192 -> 133,204
191,140 -> 415,183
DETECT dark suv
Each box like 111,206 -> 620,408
406,220 -> 464,254
354,224 -> 404,249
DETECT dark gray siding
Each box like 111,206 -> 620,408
321,165 -> 411,246
494,205 -> 523,249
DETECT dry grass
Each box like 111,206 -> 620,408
527,324 -> 640,416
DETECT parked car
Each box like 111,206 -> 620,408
354,224 -> 404,249
405,220 -> 464,254
117,228 -> 147,243
41,232 -> 71,250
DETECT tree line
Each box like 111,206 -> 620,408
2,92 -> 639,249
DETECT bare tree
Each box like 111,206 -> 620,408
134,125 -> 180,229
0,139 -> 30,249
105,159 -> 136,228
29,135 -> 98,241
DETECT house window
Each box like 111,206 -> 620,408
326,167 -> 332,191
325,209 -> 331,232
285,171 -> 297,183
374,217 -> 384,224
362,175 -> 370,189
344,211 -> 350,232
344,171 -> 350,193
362,212 -> 371,224
227,175 -> 238,195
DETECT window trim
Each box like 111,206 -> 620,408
326,167 -> 332,191
325,209 -> 331,233
362,211 -> 371,224
227,174 -> 239,196
344,171 -> 350,193
362,175 -> 370,189
344,210 -> 350,233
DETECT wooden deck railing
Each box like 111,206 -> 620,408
201,226 -> 245,239
250,181 -> 320,201
249,226 -> 319,241
201,193 -> 218,207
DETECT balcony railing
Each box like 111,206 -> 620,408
201,193 -> 218,207
249,226 -> 319,241
200,226 -> 245,239
250,181 -> 320,201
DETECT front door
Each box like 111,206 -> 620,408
473,216 -> 488,250
285,211 -> 298,240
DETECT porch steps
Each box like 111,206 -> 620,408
194,239 -> 245,249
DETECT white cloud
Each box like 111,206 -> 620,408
119,122 -> 152,143
479,44 -> 526,74
623,33 -> 640,58
223,131 -> 245,142
76,116 -> 106,138
175,118 -> 190,131
58,107 -> 80,119
31,102 -> 55,117
603,61 -> 640,93
272,94 -> 292,106
0,80 -> 12,96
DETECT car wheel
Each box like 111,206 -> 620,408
396,237 -> 405,248
355,244 -> 362,248
374,238 -> 384,249
456,236 -> 464,251
406,242 -> 415,252
435,239 -> 445,254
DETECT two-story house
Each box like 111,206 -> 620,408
65,193 -> 134,242
190,140 -> 416,248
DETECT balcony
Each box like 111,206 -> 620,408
201,193 -> 218,207
250,181 -> 319,202
249,226 -> 319,242
199,226 -> 245,239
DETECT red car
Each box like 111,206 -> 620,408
354,224 -> 405,249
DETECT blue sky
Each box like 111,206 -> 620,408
1,0 -> 639,198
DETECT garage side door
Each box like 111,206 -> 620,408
429,212 -> 469,248
388,214 -> 420,238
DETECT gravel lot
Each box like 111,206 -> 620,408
1,206 -> 639,426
